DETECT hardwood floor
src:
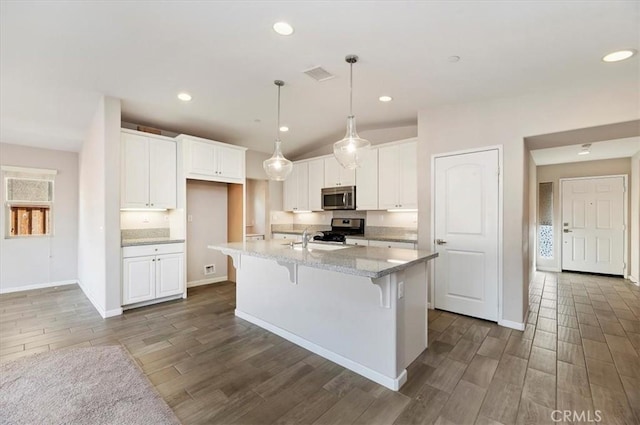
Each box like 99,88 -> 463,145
1,271 -> 639,424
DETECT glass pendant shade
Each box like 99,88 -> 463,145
263,80 -> 293,181
333,55 -> 370,170
263,140 -> 293,181
333,116 -> 370,169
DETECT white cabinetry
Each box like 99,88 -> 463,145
272,233 -> 303,242
121,130 -> 177,209
368,240 -> 416,249
180,135 -> 246,183
308,158 -> 325,211
355,148 -> 378,210
378,140 -> 417,210
122,243 -> 185,306
345,238 -> 369,246
324,156 -> 356,188
283,162 -> 309,212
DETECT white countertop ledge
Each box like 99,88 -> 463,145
208,240 -> 438,279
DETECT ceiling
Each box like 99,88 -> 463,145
1,1 -> 638,156
530,136 -> 640,165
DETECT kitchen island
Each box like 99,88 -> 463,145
208,240 -> 437,390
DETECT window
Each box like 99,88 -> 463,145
2,166 -> 56,238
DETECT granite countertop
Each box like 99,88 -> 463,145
121,238 -> 185,247
209,240 -> 437,279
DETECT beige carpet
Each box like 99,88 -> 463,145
0,346 -> 180,425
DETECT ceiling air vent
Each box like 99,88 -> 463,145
303,66 -> 335,82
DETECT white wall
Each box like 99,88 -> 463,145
294,124 -> 418,160
186,180 -> 228,285
77,96 -> 121,317
536,158 -> 632,272
418,80 -> 639,325
631,151 -> 640,283
0,143 -> 79,292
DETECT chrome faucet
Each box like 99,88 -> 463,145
301,228 -> 322,248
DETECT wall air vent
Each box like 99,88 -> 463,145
303,66 -> 335,82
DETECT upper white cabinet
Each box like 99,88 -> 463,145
179,135 -> 246,183
378,140 -> 417,210
121,130 -> 177,209
308,158 -> 325,211
324,156 -> 356,188
355,148 -> 378,210
283,162 -> 309,212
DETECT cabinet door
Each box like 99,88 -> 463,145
282,165 -> 297,211
121,133 -> 150,208
122,256 -> 155,304
378,145 -> 400,209
340,167 -> 356,187
149,138 -> 177,209
308,159 -> 325,211
355,148 -> 378,210
187,140 -> 217,176
156,253 -> 184,298
324,157 -> 341,187
217,146 -> 244,179
295,162 -> 309,211
397,141 -> 417,209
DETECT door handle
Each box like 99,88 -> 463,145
563,229 -> 572,233
435,239 -> 447,245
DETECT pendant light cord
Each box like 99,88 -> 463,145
276,84 -> 281,140
349,61 -> 353,116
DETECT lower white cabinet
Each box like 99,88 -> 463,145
368,240 -> 416,249
272,233 -> 302,242
122,243 -> 185,305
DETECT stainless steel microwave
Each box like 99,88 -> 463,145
321,186 -> 356,210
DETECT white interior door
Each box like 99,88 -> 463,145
561,177 -> 625,275
434,149 -> 499,321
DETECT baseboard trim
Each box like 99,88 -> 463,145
76,280 -> 123,319
0,279 -> 77,294
122,294 -> 184,311
235,309 -> 407,391
498,318 -> 526,331
629,275 -> 638,285
536,267 -> 561,273
187,276 -> 228,288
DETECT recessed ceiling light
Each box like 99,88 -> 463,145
273,22 -> 294,36
379,96 -> 393,102
602,49 -> 637,62
177,92 -> 192,101
279,126 -> 289,132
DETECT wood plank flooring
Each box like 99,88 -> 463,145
1,271 -> 639,424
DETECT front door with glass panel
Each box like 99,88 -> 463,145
561,176 -> 625,275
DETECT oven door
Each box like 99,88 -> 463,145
321,186 -> 355,210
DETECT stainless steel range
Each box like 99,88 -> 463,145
313,218 -> 364,243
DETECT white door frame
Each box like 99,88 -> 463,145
559,174 -> 629,278
430,145 -> 505,326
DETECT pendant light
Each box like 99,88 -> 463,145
263,80 -> 293,181
333,55 -> 371,170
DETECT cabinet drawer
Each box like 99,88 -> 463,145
368,240 -> 416,250
123,242 -> 185,258
345,238 -> 369,246
272,233 -> 302,241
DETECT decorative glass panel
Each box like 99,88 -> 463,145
538,182 -> 553,259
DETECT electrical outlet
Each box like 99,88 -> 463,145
188,215 -> 193,222
204,264 -> 216,275
142,215 -> 149,223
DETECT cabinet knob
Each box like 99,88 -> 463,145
152,259 -> 156,262
155,248 -> 158,251
150,203 -> 154,206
